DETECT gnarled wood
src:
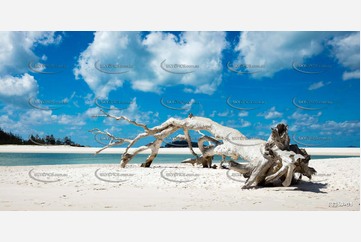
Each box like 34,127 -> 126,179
91,111 -> 316,188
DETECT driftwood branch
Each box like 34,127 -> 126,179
91,112 -> 316,188
89,128 -> 132,154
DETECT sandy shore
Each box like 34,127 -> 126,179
0,145 -> 359,156
0,158 -> 359,211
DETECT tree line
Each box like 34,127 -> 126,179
0,128 -> 84,146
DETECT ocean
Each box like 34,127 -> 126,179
0,153 -> 357,166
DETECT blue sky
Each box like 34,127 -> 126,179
0,31 -> 359,147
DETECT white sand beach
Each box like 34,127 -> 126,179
0,157 -> 359,211
0,145 -> 359,156
0,145 -> 203,154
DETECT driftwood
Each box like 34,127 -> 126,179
90,111 -> 316,188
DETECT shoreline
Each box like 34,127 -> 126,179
0,145 -> 359,156
0,157 -> 359,211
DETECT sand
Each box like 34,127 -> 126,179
0,145 -> 359,156
0,157 -> 359,211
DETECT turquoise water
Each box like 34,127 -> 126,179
0,153 -> 357,166
0,153 -> 224,166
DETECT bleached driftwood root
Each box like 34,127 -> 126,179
90,111 -> 316,188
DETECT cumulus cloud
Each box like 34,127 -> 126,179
209,109 -> 237,118
329,32 -> 360,80
27,31 -> 62,46
288,111 -> 322,131
239,119 -> 251,128
238,111 -> 249,117
74,31 -> 227,97
20,109 -> 85,126
0,31 -> 62,75
223,118 -> 251,129
1,99 -> 142,143
142,31 -> 226,94
0,74 -> 38,106
57,114 -> 85,126
217,110 -> 230,117
0,32 -> 62,107
308,81 -> 330,90
288,111 -> 359,137
234,32 -> 331,78
0,73 -> 38,97
342,70 -> 360,80
257,131 -> 268,137
258,107 -> 283,120
234,31 -> 360,80
20,109 -> 56,125
0,107 -> 86,140
84,106 -> 101,118
180,98 -> 197,112
73,32 -> 136,97
101,97 -> 159,126
309,120 -> 360,132
0,114 -> 30,135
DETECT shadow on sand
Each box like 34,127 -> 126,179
291,180 -> 328,193
251,179 -> 328,193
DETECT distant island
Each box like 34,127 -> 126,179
0,127 -> 84,147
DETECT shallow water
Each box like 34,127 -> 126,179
0,153 -> 356,166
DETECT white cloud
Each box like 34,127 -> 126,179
224,118 -> 251,129
0,74 -> 39,107
20,109 -> 57,125
57,114 -> 85,126
288,111 -> 322,131
142,32 -> 226,94
289,111 -> 322,125
238,111 -> 249,117
0,73 -> 38,97
0,32 -> 62,107
239,119 -> 251,128
209,109 -> 236,118
180,98 -> 196,112
0,107 -> 86,138
0,31 -> 62,75
234,32 -> 360,80
342,70 -> 360,81
217,110 -> 230,117
131,80 -> 159,93
329,32 -> 360,80
234,32 -> 330,78
83,97 -> 159,126
309,120 -> 360,133
258,107 -> 283,119
0,114 -> 29,136
0,32 -> 36,75
84,107 -> 101,118
74,31 -> 227,97
308,81 -> 330,90
73,32 -> 149,97
287,111 -> 359,137
83,93 -> 95,105
103,97 -> 159,126
28,32 -> 62,46
19,109 -> 85,126
257,131 -> 268,137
